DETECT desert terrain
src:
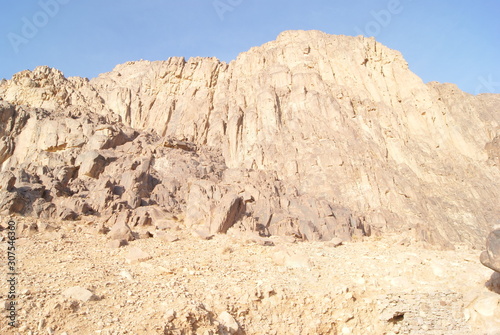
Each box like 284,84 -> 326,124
0,30 -> 499,334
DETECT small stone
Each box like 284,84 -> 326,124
62,286 -> 98,302
107,239 -> 128,248
342,326 -> 351,334
37,221 -> 56,232
285,253 -> 311,269
119,270 -> 134,281
157,232 -> 180,242
474,293 -> 499,317
165,309 -> 176,322
192,228 -> 214,240
1,299 -> 8,310
38,319 -> 46,331
218,311 -> 239,334
93,222 -> 109,235
138,231 -> 153,239
125,247 -> 152,264
327,237 -> 343,247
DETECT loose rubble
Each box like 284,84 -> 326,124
1,217 -> 499,334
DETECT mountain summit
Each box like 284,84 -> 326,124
0,30 -> 499,248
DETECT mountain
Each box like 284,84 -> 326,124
0,30 -> 498,249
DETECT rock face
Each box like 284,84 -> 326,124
0,30 -> 499,248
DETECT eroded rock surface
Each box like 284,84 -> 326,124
0,30 -> 499,248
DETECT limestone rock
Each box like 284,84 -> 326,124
156,232 -> 179,243
192,228 -> 214,240
106,239 -> 128,248
76,151 -> 106,178
164,309 -> 176,322
126,247 -> 152,264
210,193 -> 245,234
327,238 -> 344,248
0,171 -> 16,192
472,292 -> 500,318
57,207 -> 78,221
0,192 -> 26,215
217,311 -> 239,334
108,221 -> 135,242
62,286 -> 98,302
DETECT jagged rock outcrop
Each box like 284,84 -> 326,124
0,30 -> 498,248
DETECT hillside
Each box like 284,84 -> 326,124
0,29 -> 499,334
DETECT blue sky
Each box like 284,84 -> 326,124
0,0 -> 499,94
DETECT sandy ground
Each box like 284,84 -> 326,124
1,216 -> 500,335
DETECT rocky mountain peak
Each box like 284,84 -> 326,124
0,30 -> 498,249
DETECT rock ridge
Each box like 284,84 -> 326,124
0,30 -> 499,248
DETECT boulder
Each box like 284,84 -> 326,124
210,193 -> 245,234
481,229 -> 500,272
107,211 -> 135,241
0,171 -> 16,191
0,192 -> 26,214
106,239 -> 128,248
108,221 -> 135,241
76,151 -> 106,178
57,207 -> 78,221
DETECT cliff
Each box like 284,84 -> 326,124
0,30 -> 498,248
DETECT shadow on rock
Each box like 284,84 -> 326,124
485,272 -> 500,295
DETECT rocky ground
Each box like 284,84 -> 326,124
1,216 -> 500,335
